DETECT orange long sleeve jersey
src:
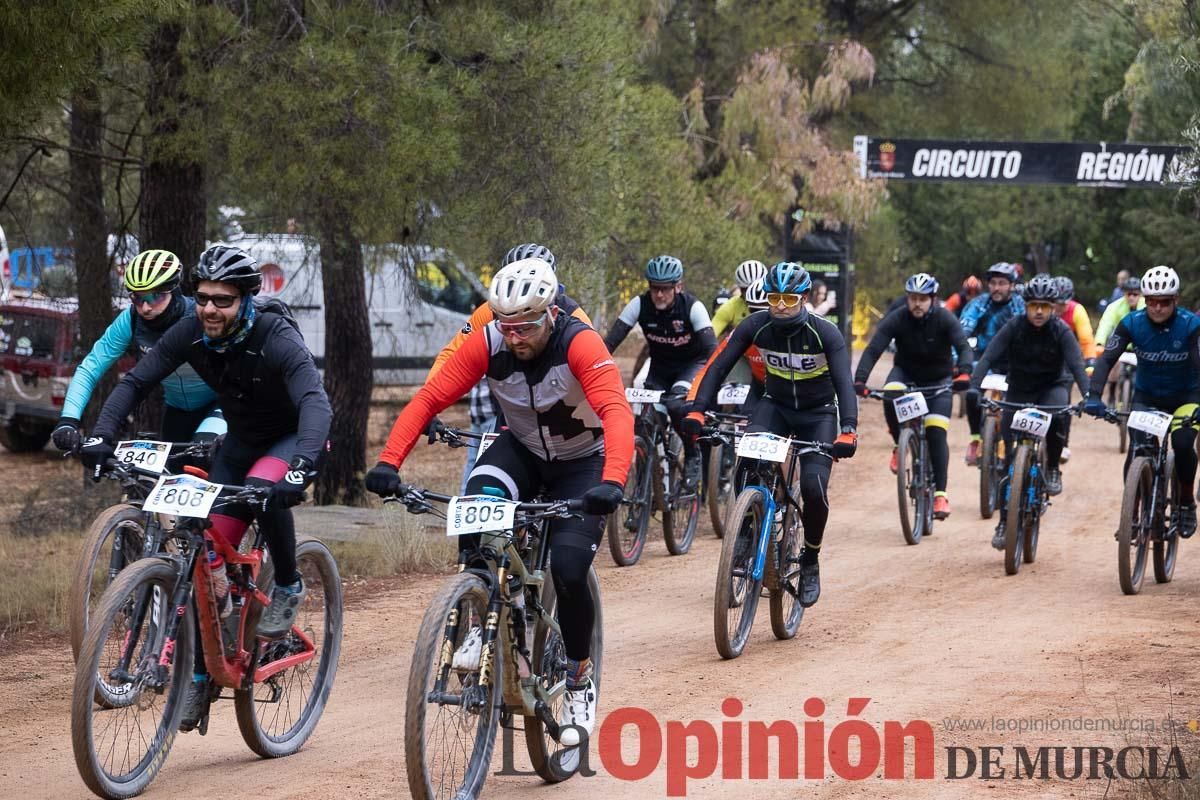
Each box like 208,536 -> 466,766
380,314 -> 633,485
430,294 -> 592,377
685,332 -> 766,404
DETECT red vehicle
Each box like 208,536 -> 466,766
0,298 -> 80,451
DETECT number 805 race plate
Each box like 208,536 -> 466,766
447,495 -> 518,536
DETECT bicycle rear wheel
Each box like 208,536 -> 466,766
1118,457 -> 1153,595
979,419 -> 1000,519
525,566 -> 603,782
69,504 -> 153,709
896,428 -> 925,545
1004,446 -> 1031,575
607,435 -> 651,566
72,557 -> 191,800
714,488 -> 765,659
235,537 -> 343,757
1154,451 -> 1179,583
768,494 -> 804,640
706,442 -> 735,539
406,571 -> 499,800
664,437 -> 700,556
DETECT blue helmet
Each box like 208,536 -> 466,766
764,261 -> 812,294
645,255 -> 683,283
905,272 -> 939,296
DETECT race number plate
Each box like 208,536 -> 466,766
892,392 -> 929,423
736,432 -> 790,462
1011,408 -> 1052,439
718,383 -> 751,405
1127,410 -> 1172,440
114,440 -> 171,474
1119,351 -> 1138,367
142,474 -> 222,519
477,432 -> 500,457
447,495 -> 518,536
980,374 -> 1008,392
625,387 -> 663,405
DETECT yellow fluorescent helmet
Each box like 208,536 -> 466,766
124,249 -> 182,293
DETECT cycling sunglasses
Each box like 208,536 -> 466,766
1026,301 -> 1054,312
496,311 -> 549,339
194,291 -> 241,310
130,290 -> 168,307
1145,297 -> 1176,309
766,292 -> 804,308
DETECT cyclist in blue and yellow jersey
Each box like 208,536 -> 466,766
604,255 -> 716,489
960,261 -> 1026,465
683,262 -> 858,609
51,249 -> 226,451
1086,266 -> 1200,538
854,273 -> 973,520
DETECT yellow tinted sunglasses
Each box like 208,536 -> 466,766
766,292 -> 804,308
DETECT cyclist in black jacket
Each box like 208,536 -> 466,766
968,274 -> 1089,549
854,273 -> 972,519
684,261 -> 858,608
81,245 -> 332,731
604,255 -> 716,488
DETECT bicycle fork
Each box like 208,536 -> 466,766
749,485 -> 776,582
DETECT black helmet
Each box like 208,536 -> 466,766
503,243 -> 556,270
1024,274 -> 1059,302
194,245 -> 262,295
1053,275 -> 1074,301
1121,276 -> 1142,292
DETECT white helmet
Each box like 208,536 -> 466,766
735,259 -> 768,290
743,277 -> 768,310
489,258 -> 558,317
1140,265 -> 1180,297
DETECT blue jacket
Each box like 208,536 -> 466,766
1089,308 -> 1200,400
62,297 -> 218,419
959,293 -> 1026,356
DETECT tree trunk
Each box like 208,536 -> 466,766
141,21 -> 207,281
314,207 -> 371,506
137,20 -> 208,432
68,71 -> 116,430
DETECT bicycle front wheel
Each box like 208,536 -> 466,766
664,436 -> 700,556
714,488 -> 765,659
525,565 -> 603,783
1004,446 -> 1031,575
896,428 -> 925,545
235,537 -> 343,757
979,420 -> 1000,519
406,571 -> 499,800
607,434 -> 651,566
768,492 -> 804,640
1118,457 -> 1154,595
1155,451 -> 1179,584
72,557 -> 191,800
69,504 -> 153,709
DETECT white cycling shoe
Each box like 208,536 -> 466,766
558,678 -> 597,747
452,626 -> 482,671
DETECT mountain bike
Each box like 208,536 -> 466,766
702,422 -> 831,659
705,407 -> 748,539
68,440 -> 214,676
386,482 -> 601,800
978,373 -> 1008,519
984,398 -> 1079,576
1107,352 -> 1136,454
1104,407 -> 1191,594
866,383 -> 951,545
71,469 -> 342,799
606,387 -> 699,565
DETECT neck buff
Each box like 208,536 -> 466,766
140,288 -> 186,333
203,295 -> 257,353
770,305 -> 811,334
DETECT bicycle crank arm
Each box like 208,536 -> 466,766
534,699 -> 562,741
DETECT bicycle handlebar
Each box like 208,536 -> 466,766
981,398 -> 1083,416
384,483 -> 585,516
864,383 -> 953,401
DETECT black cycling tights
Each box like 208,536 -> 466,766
746,400 -> 836,565
463,431 -> 605,662
882,368 -> 953,492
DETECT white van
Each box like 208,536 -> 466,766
223,234 -> 486,384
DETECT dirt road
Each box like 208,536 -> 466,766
3,406 -> 1199,799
